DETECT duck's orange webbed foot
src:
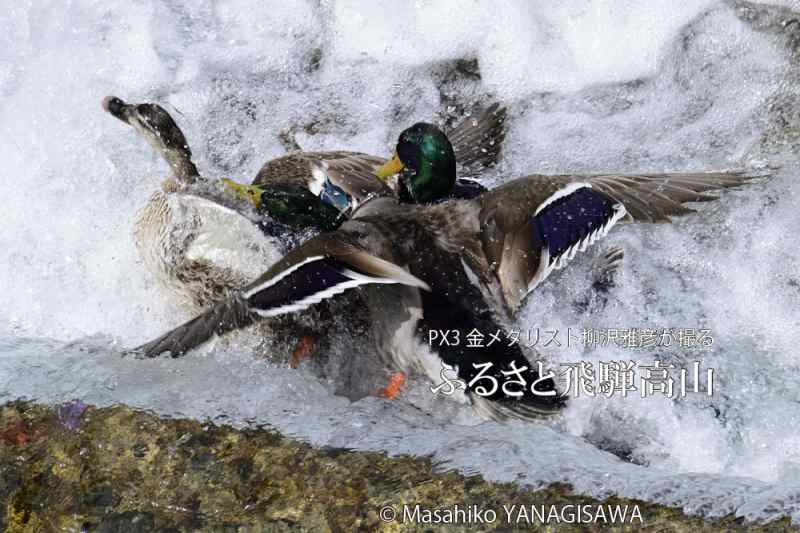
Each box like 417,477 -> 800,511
379,372 -> 407,400
290,335 -> 316,368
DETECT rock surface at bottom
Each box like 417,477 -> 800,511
0,401 -> 793,532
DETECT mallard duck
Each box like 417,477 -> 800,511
372,127 -> 767,313
103,96 -> 281,312
134,126 -> 763,420
104,96 -> 507,311
221,106 -> 505,231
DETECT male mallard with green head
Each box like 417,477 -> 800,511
373,126 -> 767,313
221,106 -> 503,232
135,122 -> 764,420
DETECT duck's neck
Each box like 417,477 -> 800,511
401,161 -> 456,203
161,148 -> 200,185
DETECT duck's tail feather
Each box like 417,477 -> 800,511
448,102 -> 507,176
243,253 -> 428,319
133,295 -> 255,358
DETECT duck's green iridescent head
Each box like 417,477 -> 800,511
376,122 -> 456,203
223,179 -> 341,231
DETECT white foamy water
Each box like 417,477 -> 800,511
2,0 -> 800,524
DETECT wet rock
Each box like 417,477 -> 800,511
97,511 -> 155,533
0,401 -> 795,532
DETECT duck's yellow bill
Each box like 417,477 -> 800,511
375,153 -> 405,180
222,178 -> 264,210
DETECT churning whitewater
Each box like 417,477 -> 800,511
1,0 -> 800,524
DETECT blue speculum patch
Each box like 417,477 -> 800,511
534,187 -> 617,263
319,177 -> 353,213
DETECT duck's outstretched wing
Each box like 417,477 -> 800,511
446,103 -> 508,177
134,233 -> 429,358
133,294 -> 256,359
479,169 -> 765,312
521,170 -> 766,223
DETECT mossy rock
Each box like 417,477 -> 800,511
0,401 -> 794,532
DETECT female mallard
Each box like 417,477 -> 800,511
104,96 -> 507,311
103,96 -> 280,312
135,128 -> 762,420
